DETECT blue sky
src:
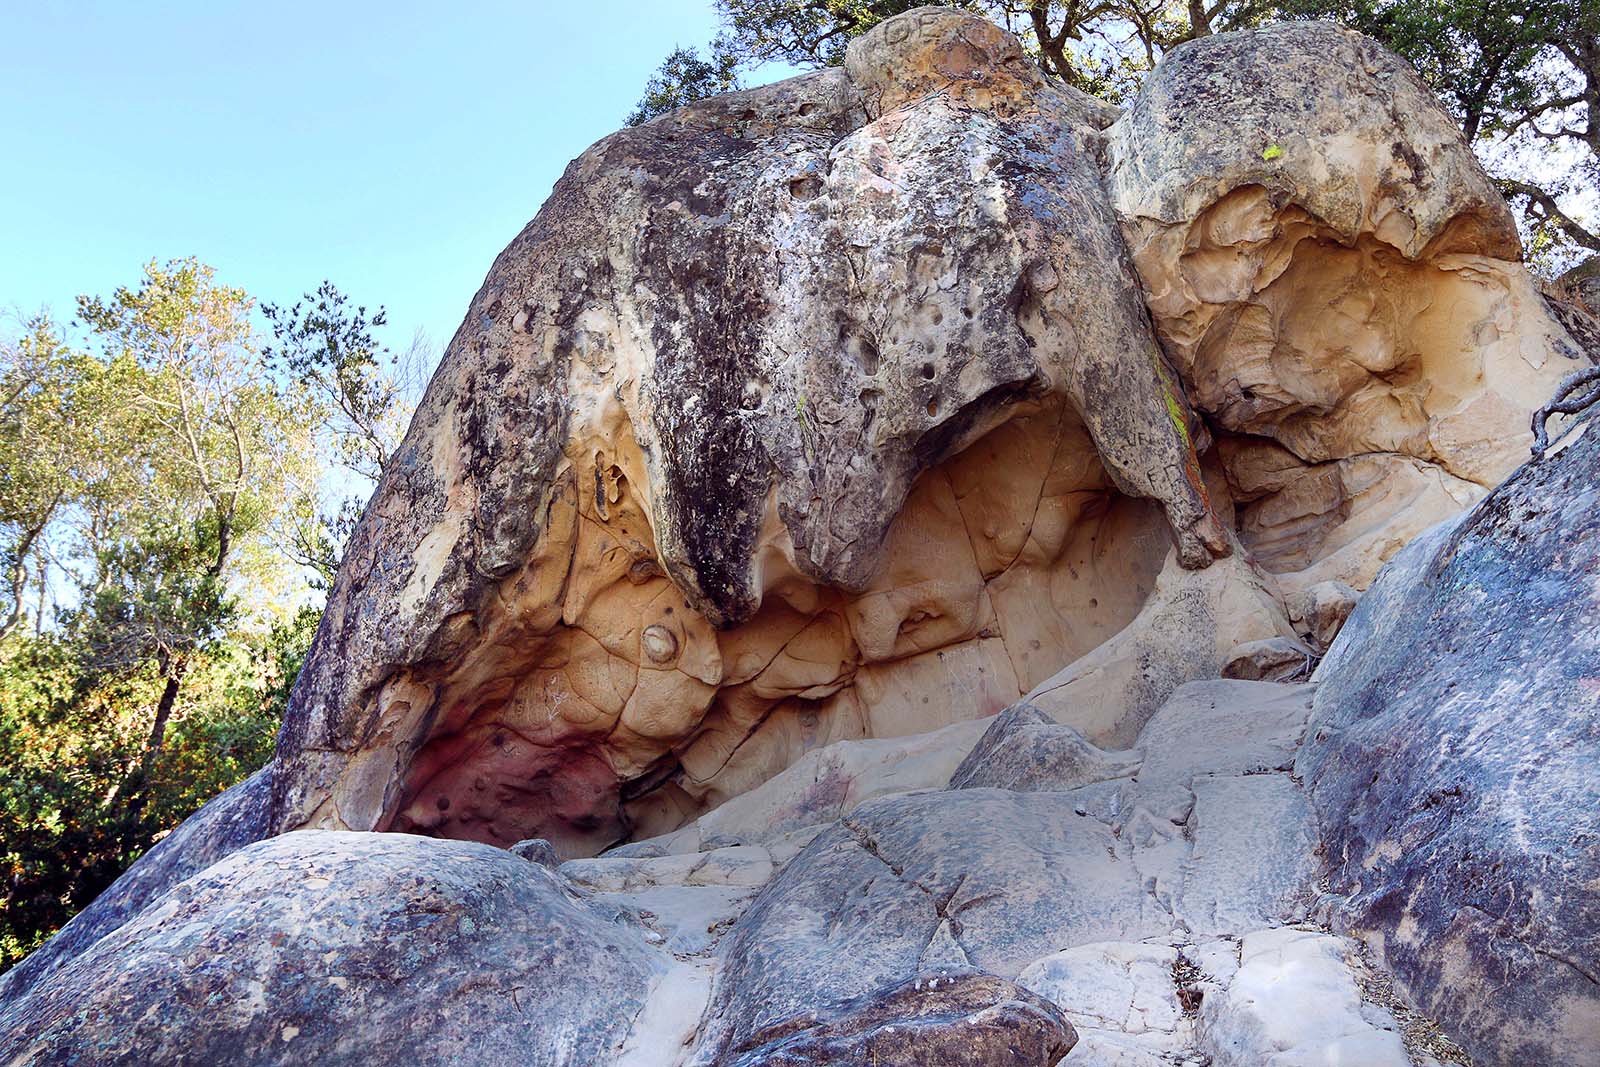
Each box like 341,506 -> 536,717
1,2 -> 764,364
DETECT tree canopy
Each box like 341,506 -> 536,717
0,262 -> 421,971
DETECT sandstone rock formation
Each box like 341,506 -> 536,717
1108,21 -> 1584,602
3,9 -> 1597,1067
254,7 -> 1582,871
273,8 -> 1236,862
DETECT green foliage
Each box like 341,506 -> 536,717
263,282 -> 421,587
0,610 -> 311,970
720,0 -> 948,68
0,319 -> 136,640
629,43 -> 744,125
262,282 -> 408,484
0,261 -> 415,973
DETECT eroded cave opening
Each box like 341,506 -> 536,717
375,398 -> 1176,857
341,181 -> 1562,861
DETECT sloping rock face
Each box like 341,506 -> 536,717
692,677 -> 1330,1065
1297,411 -> 1600,1065
3,10 -> 1596,1065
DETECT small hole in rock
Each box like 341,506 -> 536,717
920,362 -> 936,380
789,176 -> 823,201
927,399 -> 939,417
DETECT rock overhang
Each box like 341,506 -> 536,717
260,8 -> 1588,861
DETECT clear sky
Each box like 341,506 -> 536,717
1,1 -> 753,364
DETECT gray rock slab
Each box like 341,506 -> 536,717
0,830 -> 661,1067
1299,415 -> 1600,1066
695,788 -> 1173,1059
1175,775 -> 1319,937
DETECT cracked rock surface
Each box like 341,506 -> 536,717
3,8 -> 1597,1067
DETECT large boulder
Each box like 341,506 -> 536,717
270,5 -> 1238,860
257,8 -> 1582,869
0,831 -> 662,1067
1108,20 -> 1588,601
720,971 -> 1077,1067
1297,409 -> 1600,1064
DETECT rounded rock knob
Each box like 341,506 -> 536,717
641,624 -> 678,664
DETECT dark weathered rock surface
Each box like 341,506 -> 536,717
721,971 -> 1076,1066
509,836 -> 561,866
0,831 -> 661,1067
1298,411 -> 1600,1065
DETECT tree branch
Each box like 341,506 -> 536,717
1501,179 -> 1600,252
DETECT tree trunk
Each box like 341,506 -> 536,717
139,667 -> 184,783
109,660 -> 186,858
1027,2 -> 1072,82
